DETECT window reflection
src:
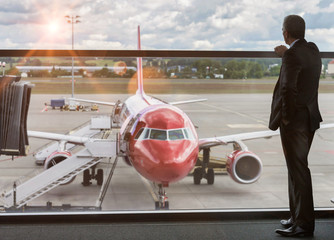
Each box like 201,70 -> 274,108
168,129 -> 184,140
150,129 -> 167,140
135,128 -> 194,141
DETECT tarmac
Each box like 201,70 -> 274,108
1,93 -> 334,212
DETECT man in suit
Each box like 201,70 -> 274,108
269,15 -> 322,237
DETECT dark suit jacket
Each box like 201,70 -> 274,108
269,39 -> 322,131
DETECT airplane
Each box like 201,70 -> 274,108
26,26 -> 334,209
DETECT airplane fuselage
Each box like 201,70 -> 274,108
118,93 -> 199,185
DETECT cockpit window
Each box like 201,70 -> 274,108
183,128 -> 195,140
143,128 -> 150,139
134,128 -> 150,140
168,129 -> 184,140
134,128 -> 195,141
150,129 -> 167,140
134,128 -> 145,140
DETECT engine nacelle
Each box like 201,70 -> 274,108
44,151 -> 72,169
44,151 -> 74,185
226,150 -> 262,184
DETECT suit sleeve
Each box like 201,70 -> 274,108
280,50 -> 301,123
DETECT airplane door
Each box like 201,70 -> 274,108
120,113 -> 141,165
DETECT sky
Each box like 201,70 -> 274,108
0,0 -> 334,51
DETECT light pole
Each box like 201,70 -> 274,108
65,15 -> 80,98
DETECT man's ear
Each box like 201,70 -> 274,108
286,31 -> 290,39
283,31 -> 290,44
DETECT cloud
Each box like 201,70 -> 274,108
306,28 -> 334,51
0,0 -> 334,50
79,40 -> 125,49
193,40 -> 214,49
89,34 -> 108,41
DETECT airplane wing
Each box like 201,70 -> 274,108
199,130 -> 279,149
69,97 -> 205,107
28,130 -> 89,145
68,98 -> 117,107
169,98 -> 207,105
199,123 -> 334,149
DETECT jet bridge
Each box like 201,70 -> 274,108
0,75 -> 33,156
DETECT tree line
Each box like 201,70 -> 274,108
164,58 -> 281,79
5,57 -> 284,79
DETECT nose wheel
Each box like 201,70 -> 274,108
155,184 -> 169,210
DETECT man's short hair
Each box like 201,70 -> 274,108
283,15 -> 305,39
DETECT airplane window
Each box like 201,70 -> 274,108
143,128 -> 150,139
183,128 -> 195,140
150,129 -> 167,140
168,129 -> 184,140
134,128 -> 194,141
134,128 -> 144,139
134,128 -> 150,140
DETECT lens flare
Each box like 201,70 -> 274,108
113,61 -> 127,76
128,66 -> 170,94
48,22 -> 59,33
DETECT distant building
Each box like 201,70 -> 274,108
268,63 -> 279,70
167,65 -> 197,73
328,60 -> 334,75
21,72 -> 28,78
214,74 -> 224,79
16,65 -> 136,73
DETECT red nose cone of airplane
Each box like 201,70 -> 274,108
128,105 -> 199,184
132,139 -> 198,184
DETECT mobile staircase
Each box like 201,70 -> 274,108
1,116 -> 118,209
33,116 -> 111,165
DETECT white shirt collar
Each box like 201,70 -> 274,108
290,39 -> 299,48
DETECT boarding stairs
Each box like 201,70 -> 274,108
1,138 -> 117,209
33,116 -> 111,165
1,114 -> 117,209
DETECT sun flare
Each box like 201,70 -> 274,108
48,22 -> 59,33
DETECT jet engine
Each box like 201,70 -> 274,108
44,151 -> 74,185
44,151 -> 71,169
226,150 -> 262,184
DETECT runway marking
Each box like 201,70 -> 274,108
325,150 -> 334,155
312,173 -> 325,176
199,102 -> 267,123
227,124 -> 267,129
183,109 -> 218,113
139,175 -> 158,202
264,151 -> 278,154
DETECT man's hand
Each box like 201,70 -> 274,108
274,45 -> 288,57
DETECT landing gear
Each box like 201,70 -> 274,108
155,184 -> 169,210
207,168 -> 214,184
82,166 -> 104,186
194,168 -> 202,185
193,148 -> 215,185
96,169 -> 103,186
193,167 -> 215,185
82,169 -> 91,186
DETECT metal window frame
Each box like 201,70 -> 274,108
0,49 -> 333,58
1,49 -> 333,220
